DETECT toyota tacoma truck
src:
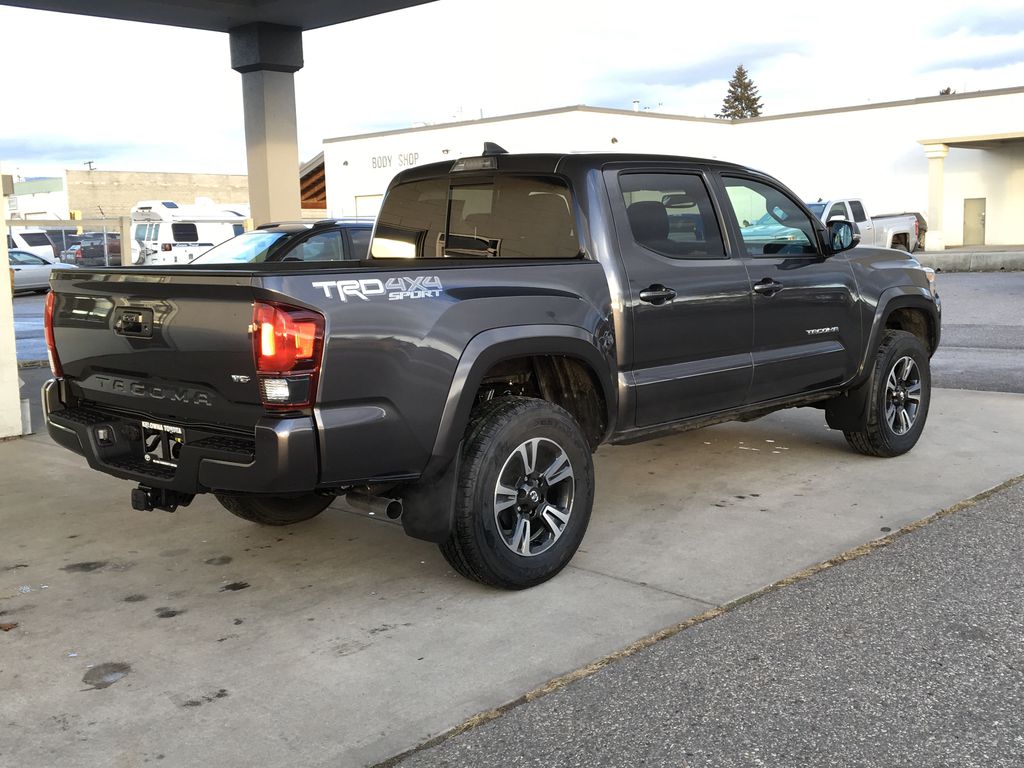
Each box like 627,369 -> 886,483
43,149 -> 941,589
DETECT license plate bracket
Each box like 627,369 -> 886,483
141,420 -> 184,467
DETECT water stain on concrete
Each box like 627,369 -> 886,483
82,662 -> 131,690
204,555 -> 233,566
181,688 -> 229,708
155,607 -> 185,619
62,561 -> 108,573
220,582 -> 250,592
159,548 -> 190,558
123,594 -> 147,603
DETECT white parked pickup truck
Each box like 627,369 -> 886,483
806,199 -> 920,252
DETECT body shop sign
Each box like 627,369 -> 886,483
371,153 -> 419,170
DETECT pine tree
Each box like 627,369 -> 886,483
716,64 -> 763,119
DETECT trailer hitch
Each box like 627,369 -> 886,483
131,486 -> 194,513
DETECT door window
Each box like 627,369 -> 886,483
849,201 -> 868,223
619,173 -> 725,258
826,202 -> 849,221
10,251 -> 46,265
723,177 -> 819,256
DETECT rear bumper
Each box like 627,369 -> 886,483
43,378 -> 318,495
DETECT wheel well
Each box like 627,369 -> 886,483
475,355 -> 607,449
885,307 -> 935,353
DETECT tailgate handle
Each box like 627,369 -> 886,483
114,307 -> 154,338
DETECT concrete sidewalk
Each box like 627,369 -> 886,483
393,477 -> 1024,768
2,387 -> 1023,767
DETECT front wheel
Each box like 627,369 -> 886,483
215,493 -> 333,525
845,329 -> 931,457
440,397 -> 595,590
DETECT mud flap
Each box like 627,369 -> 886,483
400,446 -> 462,543
825,376 -> 873,432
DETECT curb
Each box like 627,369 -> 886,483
17,360 -> 48,370
916,252 -> 1024,272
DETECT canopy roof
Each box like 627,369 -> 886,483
0,0 -> 435,31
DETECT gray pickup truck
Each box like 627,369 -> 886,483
43,149 -> 941,589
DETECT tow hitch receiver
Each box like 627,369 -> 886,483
131,486 -> 195,513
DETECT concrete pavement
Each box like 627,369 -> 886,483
393,478 -> 1024,768
2,387 -> 1023,767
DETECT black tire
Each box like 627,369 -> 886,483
215,493 -> 333,526
440,396 -> 595,590
845,329 -> 931,457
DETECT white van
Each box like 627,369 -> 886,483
7,228 -> 58,263
130,200 -> 248,265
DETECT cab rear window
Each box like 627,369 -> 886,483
372,176 -> 579,260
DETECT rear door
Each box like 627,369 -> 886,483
716,174 -> 861,403
608,167 -> 753,426
848,200 -> 875,245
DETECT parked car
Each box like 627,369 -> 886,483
75,232 -> 122,266
8,249 -> 77,293
189,219 -> 373,265
7,229 -> 58,262
43,150 -> 940,590
805,199 -> 920,252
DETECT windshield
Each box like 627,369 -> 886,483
189,231 -> 288,264
806,203 -> 826,216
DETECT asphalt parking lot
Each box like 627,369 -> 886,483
3,271 -> 1023,767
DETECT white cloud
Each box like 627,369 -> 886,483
2,0 -> 1023,177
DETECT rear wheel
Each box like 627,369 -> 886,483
845,329 -> 931,457
440,397 -> 594,590
215,493 -> 333,526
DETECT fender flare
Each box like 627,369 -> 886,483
827,287 -> 939,432
400,324 -> 614,543
857,287 -> 939,382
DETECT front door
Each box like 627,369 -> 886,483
964,198 -> 986,246
609,168 -> 753,427
717,174 -> 862,403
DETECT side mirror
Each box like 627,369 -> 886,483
827,220 -> 859,254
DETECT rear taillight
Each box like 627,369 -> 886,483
914,219 -> 920,238
44,290 -> 63,377
252,302 -> 325,410
161,243 -> 172,252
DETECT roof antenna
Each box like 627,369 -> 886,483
482,142 -> 508,156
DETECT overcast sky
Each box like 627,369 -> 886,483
2,0 -> 1024,178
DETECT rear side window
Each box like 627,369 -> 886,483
20,232 -> 53,247
171,223 -> 198,242
287,231 -> 343,262
619,173 -> 726,258
348,228 -> 371,259
372,175 -> 579,260
849,200 -> 868,222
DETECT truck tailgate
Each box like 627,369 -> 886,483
50,269 -> 263,427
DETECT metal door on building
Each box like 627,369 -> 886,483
964,198 -> 986,246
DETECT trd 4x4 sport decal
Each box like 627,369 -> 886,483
312,276 -> 444,302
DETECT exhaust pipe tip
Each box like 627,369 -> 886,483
345,491 -> 402,520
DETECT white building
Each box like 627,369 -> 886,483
322,86 -> 1024,250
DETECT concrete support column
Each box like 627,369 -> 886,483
924,143 -> 949,252
230,23 -> 304,226
0,174 -> 24,438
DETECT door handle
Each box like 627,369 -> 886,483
753,278 -> 784,296
639,284 -> 677,305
